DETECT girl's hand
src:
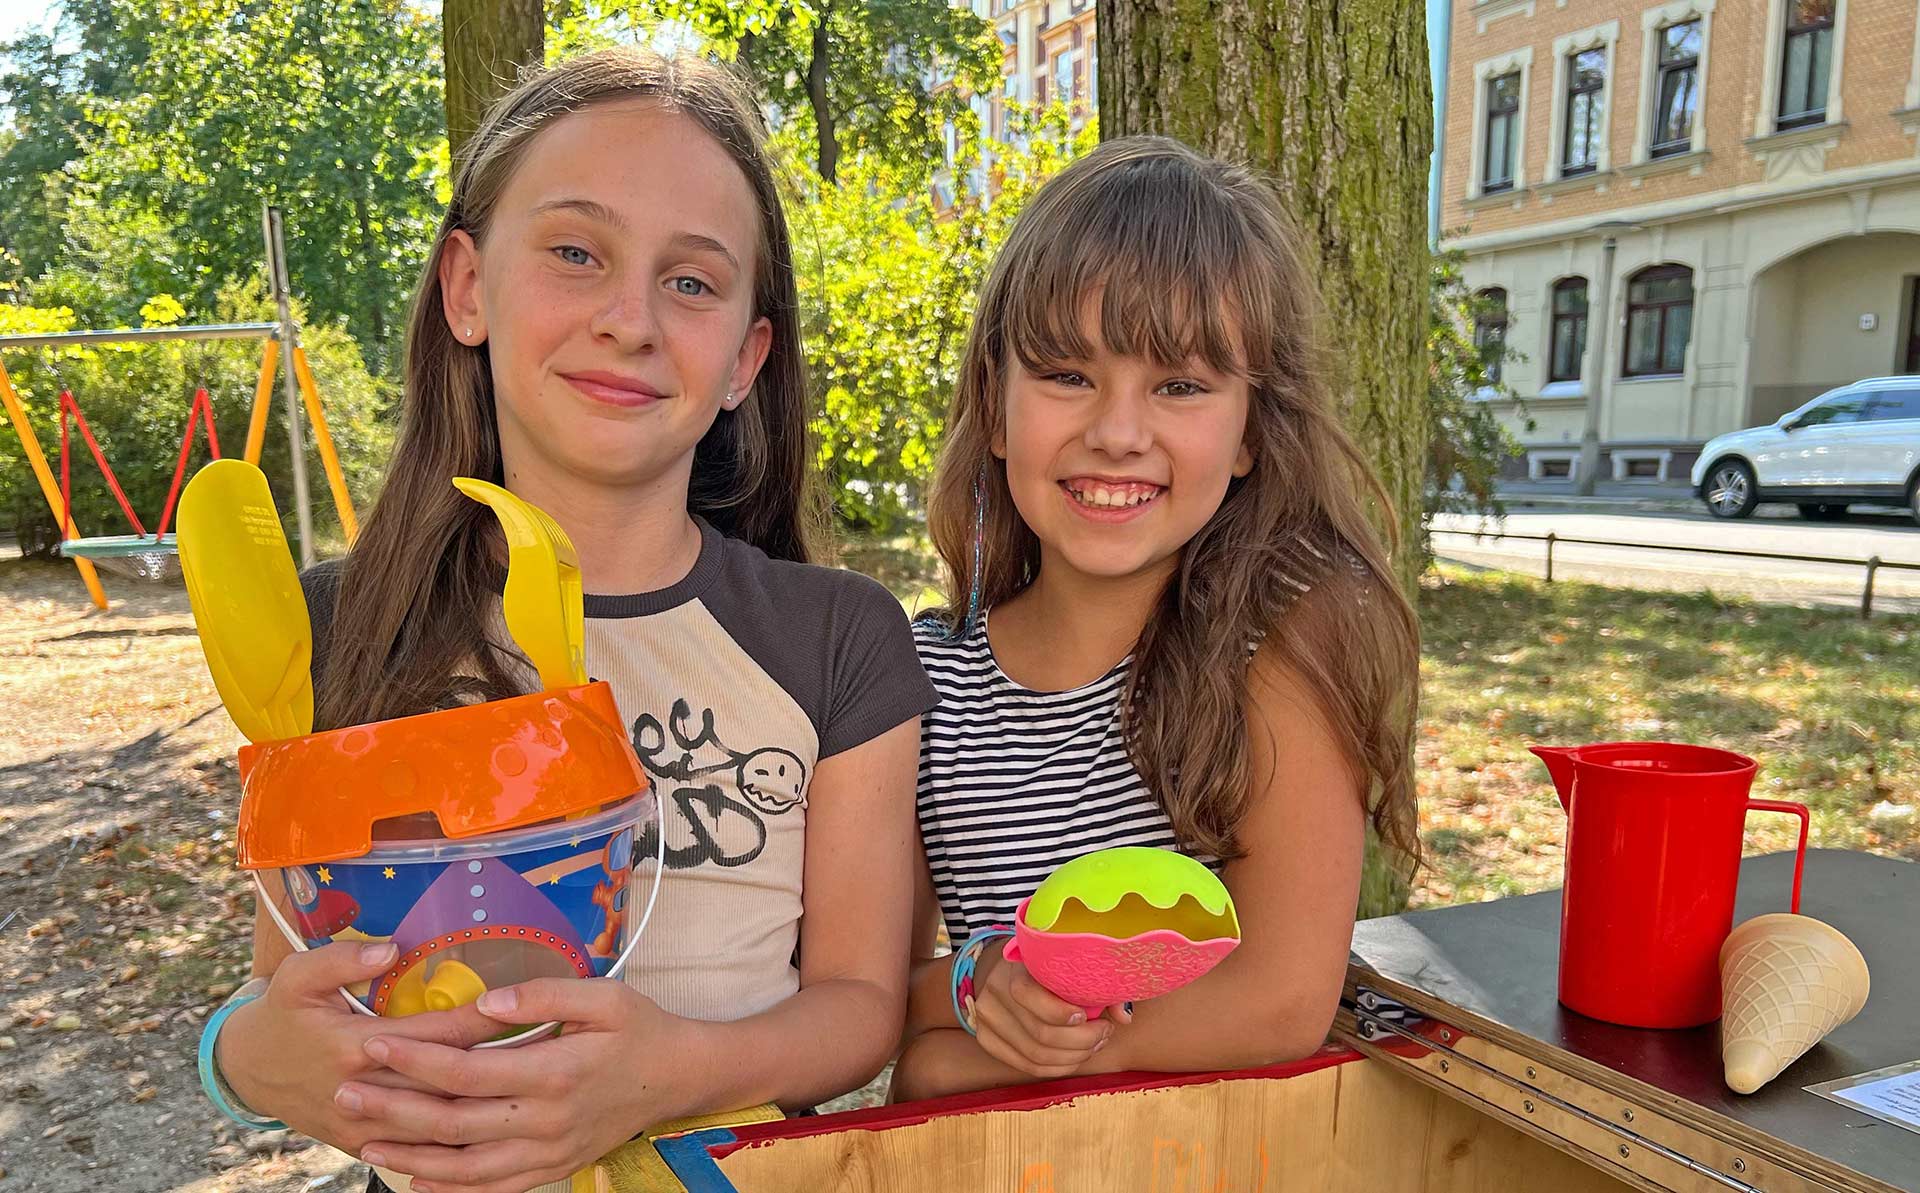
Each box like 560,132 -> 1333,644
335,977 -> 700,1193
218,942 -> 506,1153
967,946 -> 1129,1080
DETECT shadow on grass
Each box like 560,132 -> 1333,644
1419,566 -> 1920,856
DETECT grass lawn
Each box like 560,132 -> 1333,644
1413,564 -> 1920,907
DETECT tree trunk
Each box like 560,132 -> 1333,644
443,0 -> 544,166
807,6 -> 839,184
1097,0 -> 1432,916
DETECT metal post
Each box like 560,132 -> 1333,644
1546,532 -> 1556,583
265,204 -> 315,569
1577,236 -> 1618,496
1862,556 -> 1880,619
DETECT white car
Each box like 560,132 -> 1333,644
1691,377 -> 1920,524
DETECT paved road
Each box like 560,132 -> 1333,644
1430,507 -> 1920,614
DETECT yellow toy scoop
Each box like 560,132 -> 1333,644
177,459 -> 313,741
453,478 -> 586,690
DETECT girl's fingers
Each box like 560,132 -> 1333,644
1005,967 -> 1090,1027
362,1034 -> 554,1099
333,1082 -> 555,1147
355,1138 -> 574,1190
974,999 -> 1103,1070
973,1027 -> 1084,1081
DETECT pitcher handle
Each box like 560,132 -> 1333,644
1745,799 -> 1810,914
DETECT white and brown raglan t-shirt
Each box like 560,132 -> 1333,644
304,518 -> 936,1023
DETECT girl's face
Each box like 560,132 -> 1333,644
996,303 -> 1255,586
440,99 -> 772,498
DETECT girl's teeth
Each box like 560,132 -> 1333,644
1071,484 -> 1157,508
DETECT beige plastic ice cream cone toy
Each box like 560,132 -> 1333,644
1720,913 -> 1870,1095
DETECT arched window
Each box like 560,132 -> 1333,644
1550,278 -> 1589,382
1474,288 -> 1510,385
1623,265 -> 1693,377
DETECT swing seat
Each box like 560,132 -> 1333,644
58,534 -> 181,582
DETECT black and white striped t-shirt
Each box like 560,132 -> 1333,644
914,613 -> 1213,943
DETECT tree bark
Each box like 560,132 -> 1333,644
807,5 -> 840,184
443,0 -> 544,167
1098,0 -> 1432,915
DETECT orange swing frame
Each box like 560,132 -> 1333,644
0,332 -> 357,609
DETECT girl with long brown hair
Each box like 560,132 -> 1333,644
201,50 -> 935,1192
893,136 -> 1421,1099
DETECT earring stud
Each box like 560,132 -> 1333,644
463,327 -> 473,340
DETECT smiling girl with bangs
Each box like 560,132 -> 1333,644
894,135 -> 1422,1099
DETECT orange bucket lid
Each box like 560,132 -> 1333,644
236,681 -> 648,870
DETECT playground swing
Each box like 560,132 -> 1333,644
50,379 -> 224,582
0,205 -> 356,608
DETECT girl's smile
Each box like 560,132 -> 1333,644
1059,477 -> 1167,522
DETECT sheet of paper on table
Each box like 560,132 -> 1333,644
1808,1059 -> 1920,1136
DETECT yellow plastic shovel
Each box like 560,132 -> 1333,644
177,459 -> 313,741
453,478 -> 586,690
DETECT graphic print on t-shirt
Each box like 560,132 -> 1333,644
630,697 -> 809,870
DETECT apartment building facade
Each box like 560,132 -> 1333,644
1442,0 -> 1920,485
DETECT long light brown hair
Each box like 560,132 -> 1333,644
317,49 -> 818,730
927,136 -> 1421,870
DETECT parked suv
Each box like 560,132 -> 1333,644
1692,377 -> 1920,524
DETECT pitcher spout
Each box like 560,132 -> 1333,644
1529,745 -> 1577,813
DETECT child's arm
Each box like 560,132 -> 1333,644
332,719 -> 923,1192
1061,649 -> 1365,1075
907,648 -> 1366,1099
902,849 -> 959,1038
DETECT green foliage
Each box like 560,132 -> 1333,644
2,0 -> 447,372
789,106 -> 1096,531
0,281 -> 392,555
558,0 -> 1001,185
1424,245 -> 1528,557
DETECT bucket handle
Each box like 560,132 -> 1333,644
1746,798 -> 1809,914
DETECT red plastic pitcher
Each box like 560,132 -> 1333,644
1531,742 -> 1809,1029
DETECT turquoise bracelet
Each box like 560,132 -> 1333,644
197,994 -> 288,1131
949,926 -> 1015,1036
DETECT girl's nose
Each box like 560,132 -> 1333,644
1083,388 -> 1154,458
588,281 -> 662,353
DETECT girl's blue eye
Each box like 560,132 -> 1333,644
672,276 -> 711,297
554,245 -> 594,267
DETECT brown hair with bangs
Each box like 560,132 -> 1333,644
927,135 -> 1421,873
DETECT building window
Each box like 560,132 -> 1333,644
1563,48 -> 1606,176
1053,49 -> 1075,103
1089,39 -> 1098,109
1474,288 -> 1510,385
1483,74 -> 1521,192
1651,21 -> 1701,157
1777,0 -> 1835,130
1623,265 -> 1693,378
1550,278 -> 1589,382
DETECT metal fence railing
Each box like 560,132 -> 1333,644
1427,526 -> 1920,618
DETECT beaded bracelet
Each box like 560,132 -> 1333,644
197,993 -> 288,1131
949,926 -> 1015,1036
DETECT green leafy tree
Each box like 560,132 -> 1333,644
54,0 -> 446,371
791,106 -> 1096,531
1425,246 -> 1528,561
558,0 -> 1001,184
